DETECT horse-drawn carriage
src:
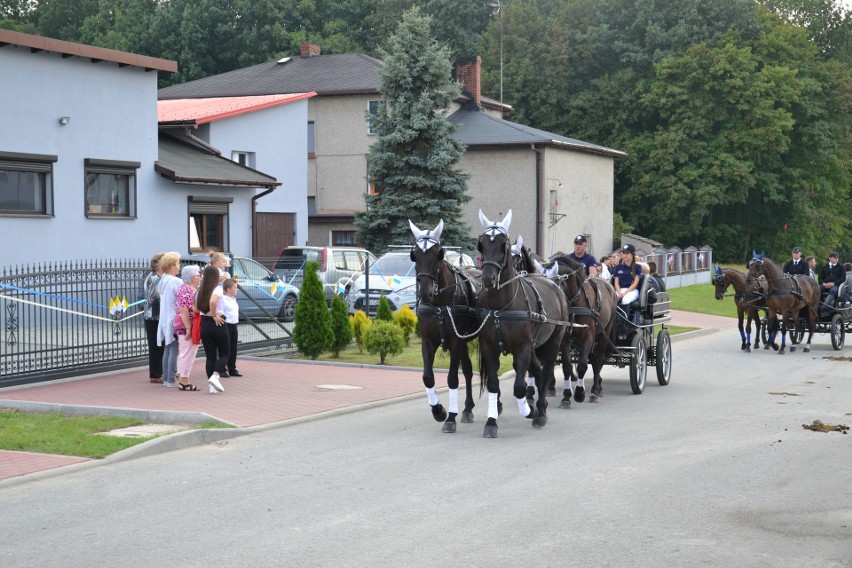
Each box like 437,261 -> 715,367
760,287 -> 852,351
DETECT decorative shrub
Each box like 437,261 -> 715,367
292,261 -> 333,360
375,295 -> 393,321
350,310 -> 371,353
392,304 -> 417,345
363,320 -> 405,364
329,295 -> 354,357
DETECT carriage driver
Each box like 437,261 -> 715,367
818,251 -> 845,308
569,234 -> 598,276
783,247 -> 809,276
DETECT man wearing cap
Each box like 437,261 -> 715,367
569,234 -> 598,277
818,252 -> 845,307
783,247 -> 808,276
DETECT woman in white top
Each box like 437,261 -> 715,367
155,252 -> 183,387
196,265 -> 228,393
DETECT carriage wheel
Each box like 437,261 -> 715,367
790,319 -> 804,344
629,334 -> 647,395
655,328 -> 672,386
830,314 -> 845,351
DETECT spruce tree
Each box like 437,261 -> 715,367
329,295 -> 354,357
292,261 -> 333,360
354,8 -> 473,252
375,296 -> 394,322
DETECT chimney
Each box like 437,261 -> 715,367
300,42 -> 321,57
454,56 -> 481,107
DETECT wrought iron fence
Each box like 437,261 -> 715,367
0,258 -> 293,388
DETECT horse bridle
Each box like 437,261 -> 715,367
479,233 -> 511,288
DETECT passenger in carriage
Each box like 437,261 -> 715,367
818,251 -> 845,308
806,256 -> 816,279
568,234 -> 598,276
598,255 -> 611,280
647,261 -> 666,292
613,244 -> 643,313
783,247 -> 809,276
844,263 -> 852,304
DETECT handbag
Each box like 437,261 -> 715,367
191,312 -> 202,345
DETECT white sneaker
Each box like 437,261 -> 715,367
208,385 -> 218,394
208,374 -> 224,392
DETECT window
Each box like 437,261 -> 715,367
188,196 -> 231,253
0,151 -> 56,216
367,100 -> 385,135
84,158 -> 139,218
332,231 -> 356,246
231,151 -> 254,168
307,121 -> 316,158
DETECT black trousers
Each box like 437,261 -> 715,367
226,322 -> 239,373
201,316 -> 230,378
144,319 -> 164,378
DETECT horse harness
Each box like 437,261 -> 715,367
415,263 -> 480,348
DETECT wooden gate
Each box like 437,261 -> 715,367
254,212 -> 295,267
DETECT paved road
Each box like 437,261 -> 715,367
0,330 -> 849,567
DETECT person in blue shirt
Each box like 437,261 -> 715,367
568,234 -> 598,276
613,243 -> 643,306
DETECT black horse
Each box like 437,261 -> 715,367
747,254 -> 819,353
409,219 -> 484,433
712,265 -> 768,352
540,255 -> 618,406
476,210 -> 568,438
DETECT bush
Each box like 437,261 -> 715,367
292,261 -> 333,360
329,295 -> 354,357
350,310 -> 371,353
363,320 -> 405,364
392,304 -> 417,345
375,295 -> 393,321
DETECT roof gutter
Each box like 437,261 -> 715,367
184,127 -> 221,156
532,144 -> 544,257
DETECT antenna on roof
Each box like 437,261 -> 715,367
277,57 -> 291,64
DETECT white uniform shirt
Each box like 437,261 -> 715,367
222,294 -> 239,324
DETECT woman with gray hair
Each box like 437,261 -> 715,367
174,264 -> 202,391
143,253 -> 164,383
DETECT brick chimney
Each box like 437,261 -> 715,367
454,56 -> 481,106
300,42 -> 321,57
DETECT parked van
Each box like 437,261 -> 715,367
273,246 -> 376,305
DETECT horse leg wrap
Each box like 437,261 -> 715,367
526,376 -> 535,388
426,387 -> 439,406
576,378 -> 585,389
739,330 -> 746,342
516,396 -> 531,417
448,388 -> 459,414
488,392 -> 500,420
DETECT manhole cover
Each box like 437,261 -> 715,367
315,384 -> 364,391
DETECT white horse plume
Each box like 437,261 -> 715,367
478,209 -> 513,240
409,219 -> 444,251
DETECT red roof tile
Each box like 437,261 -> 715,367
157,93 -> 316,125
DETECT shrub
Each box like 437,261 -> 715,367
350,310 -> 371,353
363,320 -> 405,364
392,304 -> 417,345
375,295 -> 393,321
292,261 -> 333,359
329,295 -> 354,357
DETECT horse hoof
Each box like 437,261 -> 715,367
772,343 -> 779,351
746,346 -> 751,353
442,421 -> 457,433
741,343 -> 747,351
559,397 -> 572,409
431,403 -> 448,422
804,347 -> 810,353
574,386 -> 586,403
532,415 -> 548,429
460,411 -> 474,424
525,407 -> 539,420
778,348 -> 785,355
483,419 -> 498,438
764,344 -> 770,350
546,388 -> 557,397
589,394 -> 600,403
790,346 -> 796,352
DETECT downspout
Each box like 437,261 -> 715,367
251,185 -> 277,257
184,126 -> 222,156
532,144 -> 544,257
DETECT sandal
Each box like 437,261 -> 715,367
178,383 -> 200,391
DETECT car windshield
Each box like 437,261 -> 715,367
372,255 -> 415,277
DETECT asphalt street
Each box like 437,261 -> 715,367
0,331 -> 850,567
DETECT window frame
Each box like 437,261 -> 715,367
367,100 -> 385,135
84,158 -> 139,219
0,151 -> 57,217
231,150 -> 254,168
307,121 -> 316,158
188,196 -> 232,253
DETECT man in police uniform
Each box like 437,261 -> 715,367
569,235 -> 598,276
782,247 -> 808,276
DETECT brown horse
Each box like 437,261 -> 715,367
746,255 -> 819,353
476,210 -> 568,438
409,219 -> 484,433
713,266 -> 768,352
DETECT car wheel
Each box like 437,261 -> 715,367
278,294 -> 297,322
